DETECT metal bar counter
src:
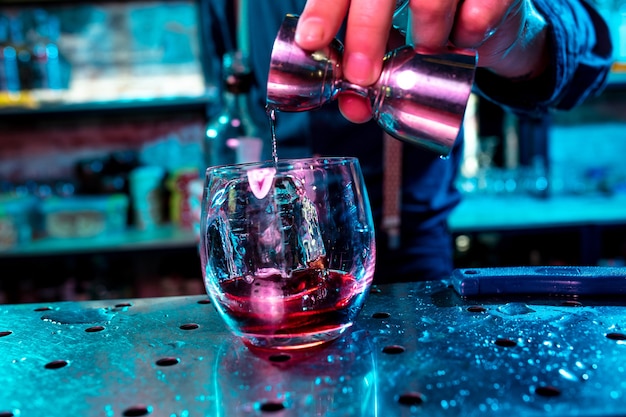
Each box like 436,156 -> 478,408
1,281 -> 625,416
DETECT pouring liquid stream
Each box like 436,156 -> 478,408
266,105 -> 279,167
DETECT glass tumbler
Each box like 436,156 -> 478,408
200,157 -> 376,351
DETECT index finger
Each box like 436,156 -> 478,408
295,0 -> 349,51
296,0 -> 396,86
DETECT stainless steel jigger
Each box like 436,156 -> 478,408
267,14 -> 477,156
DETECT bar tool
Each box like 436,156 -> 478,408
452,266 -> 626,297
267,14 -> 477,156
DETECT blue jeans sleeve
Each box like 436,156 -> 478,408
473,0 -> 613,117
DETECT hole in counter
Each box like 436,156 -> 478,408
372,312 -> 391,319
561,300 -> 583,307
85,326 -> 105,333
268,353 -> 291,363
0,410 -> 18,417
197,299 -> 211,305
259,401 -> 285,412
398,392 -> 424,406
382,345 -> 406,354
115,303 -> 133,308
156,357 -> 180,367
44,360 -> 69,370
535,385 -> 561,397
494,338 -> 517,347
0,331 -> 12,338
606,332 -> 626,341
467,306 -> 486,313
122,405 -> 152,416
34,306 -> 53,312
180,323 -> 199,330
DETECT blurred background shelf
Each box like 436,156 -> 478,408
0,223 -> 197,258
449,194 -> 626,232
3,193 -> 625,258
451,194 -> 626,272
0,94 -> 216,118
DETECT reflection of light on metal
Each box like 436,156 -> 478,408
206,128 -> 218,138
312,51 -> 327,62
395,69 -> 471,103
461,94 -> 479,178
247,167 -> 276,199
266,82 -> 297,94
395,70 -> 418,90
395,106 -> 458,148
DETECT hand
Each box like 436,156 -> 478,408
295,0 -> 549,123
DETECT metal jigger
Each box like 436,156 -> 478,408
267,14 -> 477,156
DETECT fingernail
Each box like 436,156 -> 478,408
345,52 -> 376,85
295,18 -> 325,45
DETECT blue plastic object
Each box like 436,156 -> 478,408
451,266 -> 626,297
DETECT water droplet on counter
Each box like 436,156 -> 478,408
558,368 -> 578,381
418,330 -> 431,342
498,303 -> 535,316
41,308 -> 113,324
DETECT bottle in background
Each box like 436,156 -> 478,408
203,50 -> 262,169
1,14 -> 20,93
8,15 -> 33,91
0,15 -> 8,91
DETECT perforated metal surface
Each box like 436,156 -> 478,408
1,281 -> 625,416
